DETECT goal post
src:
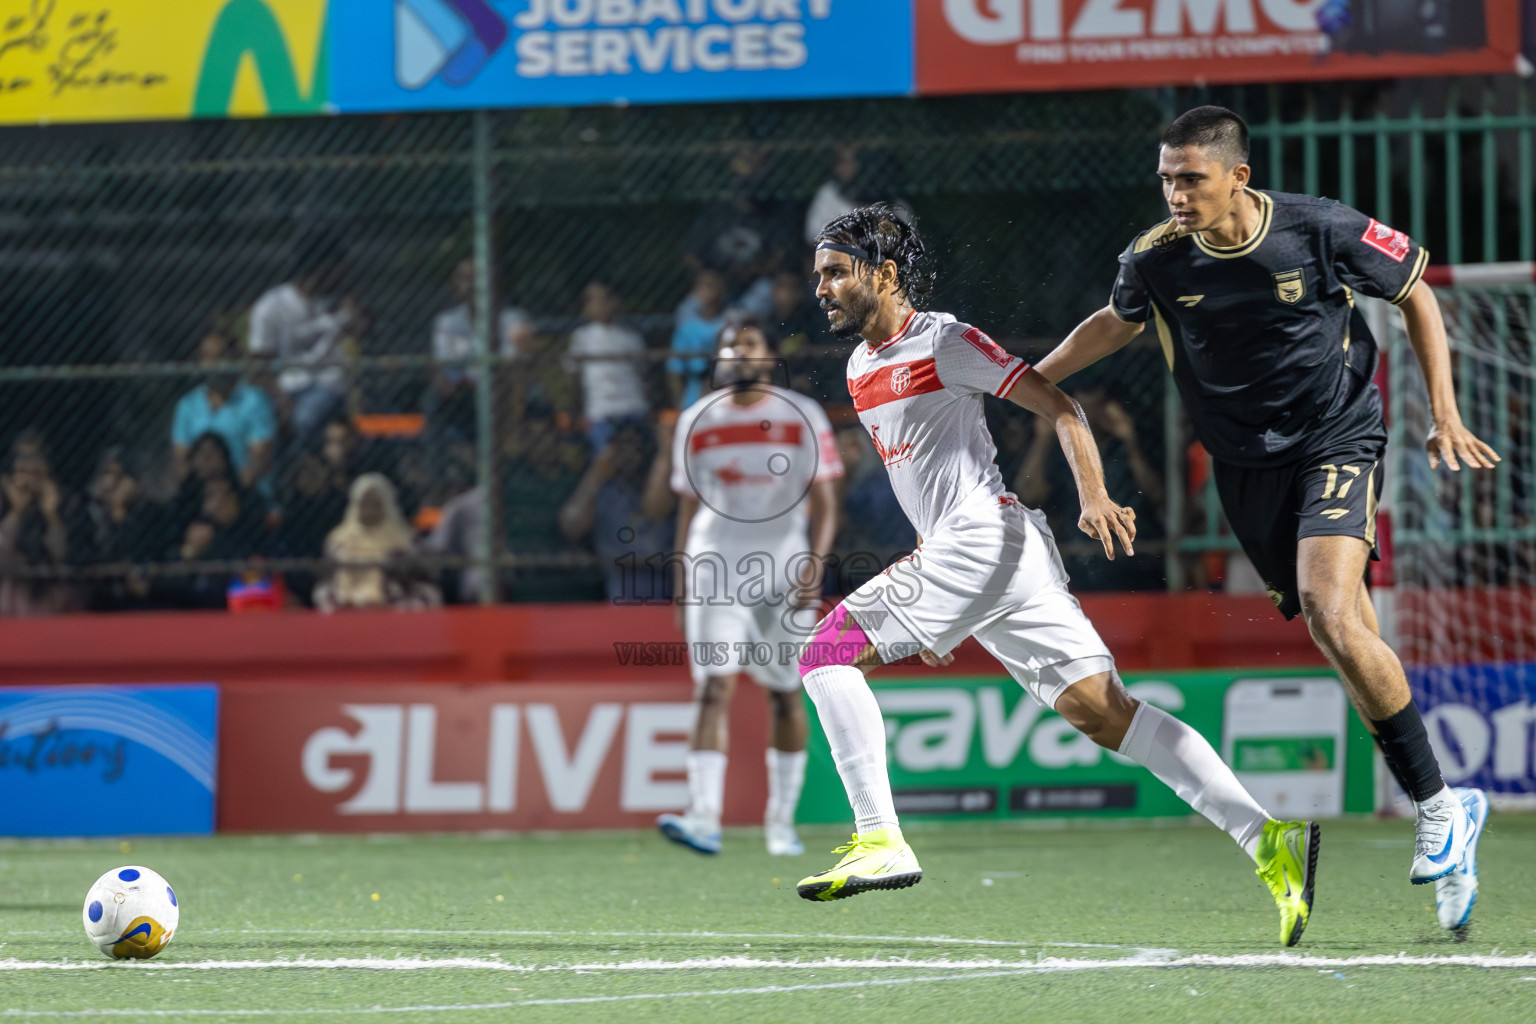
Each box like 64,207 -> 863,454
1368,263 -> 1536,811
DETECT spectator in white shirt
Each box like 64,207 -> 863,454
248,236 -> 362,444
564,281 -> 649,451
803,144 -> 863,245
427,257 -> 533,442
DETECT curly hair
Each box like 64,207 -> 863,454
814,202 -> 934,309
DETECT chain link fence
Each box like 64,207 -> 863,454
0,91 -> 1181,613
1385,283 -> 1536,667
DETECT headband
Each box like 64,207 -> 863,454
815,240 -> 882,264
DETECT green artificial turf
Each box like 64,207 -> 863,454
1,816 -> 1533,1022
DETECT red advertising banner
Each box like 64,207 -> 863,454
219,683 -> 770,832
917,0 -> 1523,95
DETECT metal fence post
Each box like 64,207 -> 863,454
1519,84 -> 1533,262
1163,371 -> 1185,592
473,108 -> 501,605
1368,296 -> 1399,653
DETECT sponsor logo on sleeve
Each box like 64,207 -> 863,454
1361,220 -> 1411,263
962,327 -> 1014,368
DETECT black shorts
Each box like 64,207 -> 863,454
1212,445 -> 1384,620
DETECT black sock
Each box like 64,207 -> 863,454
1370,703 -> 1445,803
1368,730 -> 1415,796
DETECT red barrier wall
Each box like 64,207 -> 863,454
0,595 -> 1323,833
0,594 -> 1322,688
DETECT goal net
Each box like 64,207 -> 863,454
1370,264 -> 1536,809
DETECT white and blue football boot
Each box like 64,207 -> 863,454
657,813 -> 722,855
1435,787 -> 1489,932
1410,786 -> 1472,884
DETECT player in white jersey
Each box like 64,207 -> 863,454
793,204 -> 1320,947
657,319 -> 842,857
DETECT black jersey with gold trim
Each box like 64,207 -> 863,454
1110,189 -> 1428,468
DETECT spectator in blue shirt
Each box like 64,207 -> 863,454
172,331 -> 276,497
667,269 -> 728,408
559,419 -> 675,603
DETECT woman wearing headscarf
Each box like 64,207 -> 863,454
312,473 -> 440,611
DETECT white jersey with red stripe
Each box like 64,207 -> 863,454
846,309 -> 1031,539
672,384 -> 842,576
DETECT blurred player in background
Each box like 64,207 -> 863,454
1039,106 -> 1497,935
657,319 -> 842,857
798,203 -> 1318,946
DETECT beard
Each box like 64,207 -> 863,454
715,358 -> 767,389
824,283 -> 878,340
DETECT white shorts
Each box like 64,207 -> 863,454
684,594 -> 803,693
845,492 -> 1114,710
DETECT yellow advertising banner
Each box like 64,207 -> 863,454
0,0 -> 329,126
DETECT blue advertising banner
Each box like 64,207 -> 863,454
0,686 -> 218,837
332,1 -> 913,113
1413,663 -> 1536,800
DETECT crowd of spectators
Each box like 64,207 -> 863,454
0,144 -> 1183,616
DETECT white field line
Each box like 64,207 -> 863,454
3,950 -> 1535,975
5,953 -> 1536,1019
1,928 -> 1097,949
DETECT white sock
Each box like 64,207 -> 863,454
685,750 -> 726,828
801,665 -> 898,835
1117,702 -> 1271,860
1414,785 -> 1455,814
765,747 -> 808,825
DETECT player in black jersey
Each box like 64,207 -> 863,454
1039,106 -> 1499,935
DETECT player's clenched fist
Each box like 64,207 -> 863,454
1078,496 -> 1136,560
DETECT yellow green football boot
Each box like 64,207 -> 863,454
796,827 -> 922,902
1255,819 -> 1320,946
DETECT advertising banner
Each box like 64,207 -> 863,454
330,0 -> 913,115
220,671 -> 1372,833
219,682 -> 771,832
916,0 -> 1524,96
0,0 -> 330,126
0,685 -> 218,836
1412,663 -> 1536,803
797,669 -> 1375,824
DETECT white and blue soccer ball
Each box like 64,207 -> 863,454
82,865 -> 179,960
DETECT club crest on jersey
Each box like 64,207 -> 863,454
1361,219 -> 1411,262
890,365 -> 912,395
1273,268 -> 1305,304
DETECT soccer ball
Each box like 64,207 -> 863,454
82,865 -> 179,960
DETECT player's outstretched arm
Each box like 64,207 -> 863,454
1034,306 -> 1143,385
1398,281 -> 1501,471
1005,371 -> 1136,560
